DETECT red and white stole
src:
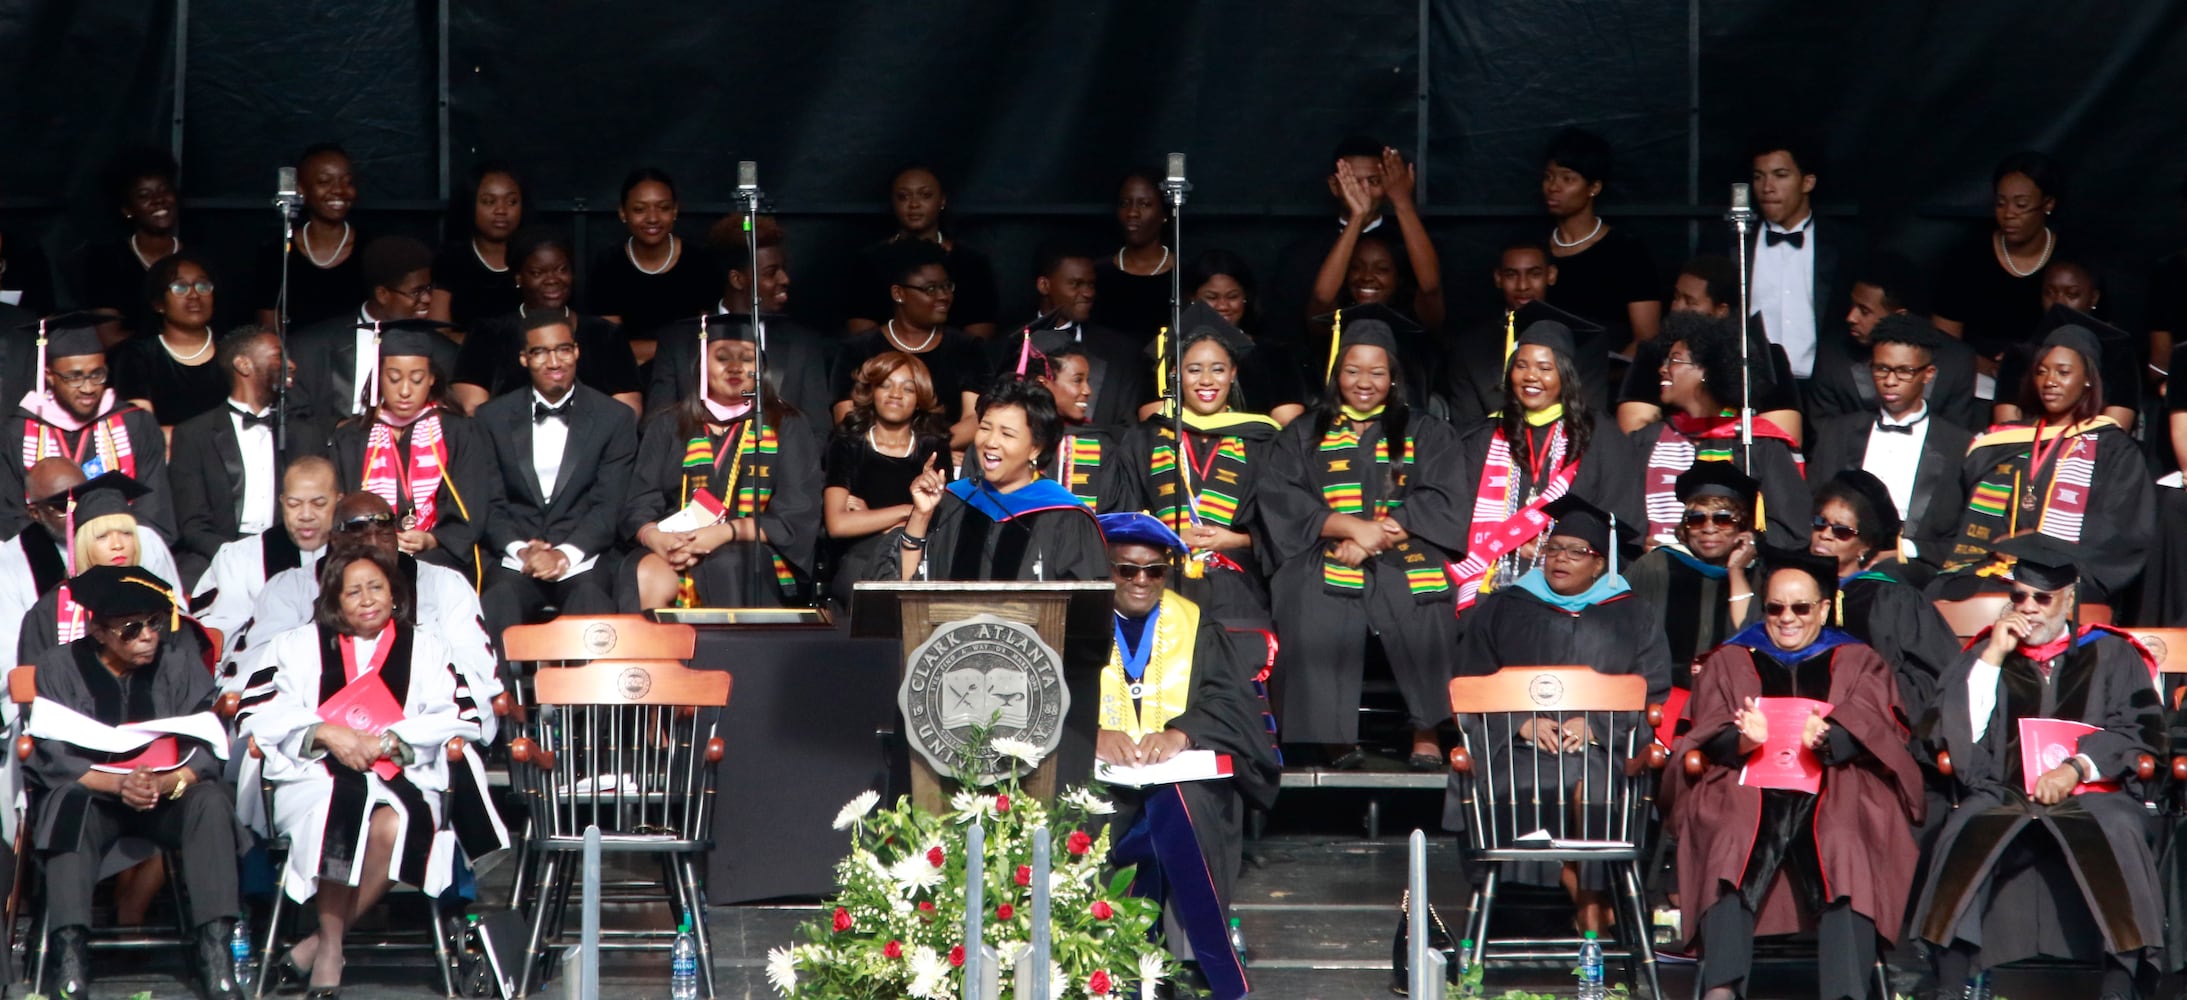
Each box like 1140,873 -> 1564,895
21,390 -> 137,481
1449,424 -> 1577,611
54,583 -> 87,646
361,408 -> 447,530
1642,412 -> 1800,541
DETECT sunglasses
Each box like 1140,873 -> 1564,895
1810,516 -> 1859,541
2008,588 -> 2059,607
338,512 -> 396,532
1682,510 -> 1741,528
1112,561 -> 1168,581
108,617 -> 164,641
1764,601 -> 1819,618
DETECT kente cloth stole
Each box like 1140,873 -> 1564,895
1315,424 -> 1447,598
24,414 -> 137,480
1945,420 -> 2105,575
1450,424 -> 1577,611
1058,433 -> 1103,508
682,419 -> 793,591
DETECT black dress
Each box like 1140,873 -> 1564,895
451,309 -> 642,400
1932,231 -> 2060,364
1090,261 -> 1176,346
846,238 -> 1000,331
0,230 -> 56,316
252,233 -> 364,329
830,326 -> 992,410
72,238 -> 160,337
110,333 -> 229,425
1545,227 -> 1658,342
822,430 -> 951,600
431,239 -> 523,331
582,241 -> 721,345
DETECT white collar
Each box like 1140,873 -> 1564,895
229,398 -> 270,418
1342,214 -> 1385,234
1877,403 -> 1929,428
1766,213 -> 1815,235
532,386 -> 576,408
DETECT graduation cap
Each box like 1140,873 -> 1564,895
1761,547 -> 1842,603
1674,462 -> 1760,511
1822,468 -> 1900,545
68,563 -> 181,626
362,318 -> 455,408
1512,300 -> 1605,363
1314,302 -> 1421,382
17,311 -> 108,400
1542,494 -> 1631,573
2031,304 -> 2137,403
1098,511 -> 1187,554
42,470 -> 151,525
1994,532 -> 2083,592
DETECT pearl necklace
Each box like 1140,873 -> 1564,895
626,235 -> 677,275
471,237 -> 507,273
885,319 -> 938,353
1550,216 -> 1604,249
130,232 -> 175,269
867,425 -> 914,458
1115,245 -> 1170,276
301,221 -> 352,269
1998,228 -> 2055,278
158,327 -> 214,363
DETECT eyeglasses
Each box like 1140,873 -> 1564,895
1764,601 -> 1819,618
49,368 -> 109,388
901,281 -> 956,296
167,279 -> 215,296
111,617 -> 165,641
390,283 -> 436,302
1682,510 -> 1741,528
2009,588 -> 2059,607
1539,542 -> 1599,560
522,343 -> 579,361
337,512 -> 396,532
1112,561 -> 1168,581
1662,355 -> 1702,370
1810,516 -> 1860,541
1869,363 -> 1932,381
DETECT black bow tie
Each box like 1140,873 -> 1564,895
1874,420 -> 1915,434
233,408 -> 275,431
1764,228 -> 1806,249
534,400 -> 573,424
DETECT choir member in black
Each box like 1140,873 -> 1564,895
583,167 -> 718,363
2150,176 -> 2187,397
1806,258 -> 1985,431
1992,295 -> 2140,429
1737,139 -> 1866,385
1446,495 -> 1670,933
1631,311 -> 1807,544
1307,145 -> 1445,334
330,327 -> 499,577
1932,151 -> 2070,384
1094,512 -> 1280,1000
831,240 -> 989,450
1932,322 -> 2153,604
1117,303 -> 1282,624
881,377 -> 1106,583
449,228 -> 641,416
428,162 -> 525,330
74,145 -> 183,342
24,564 -> 240,1000
1091,169 -> 1185,344
288,236 -> 461,423
624,318 -> 820,609
1670,551 -> 1922,1000
643,215 -> 834,444
1445,239 -> 1558,426
1540,128 -> 1660,347
1266,135 -> 1411,356
1261,315 -> 1468,769
253,142 -> 363,331
192,456 -> 336,643
1450,318 -> 1641,613
845,165 -> 999,339
477,311 -> 635,638
0,225 -> 54,316
995,241 -> 1147,430
1625,464 -> 1764,686
1806,469 -> 1961,723
1804,317 -> 1973,567
242,546 -> 491,997
1185,249 -> 1306,424
169,326 -> 329,585
1617,258 -> 1803,442
110,252 -> 227,426
0,312 -> 176,543
824,352 -> 952,603
1915,535 -> 2165,1000
1032,344 -> 1132,512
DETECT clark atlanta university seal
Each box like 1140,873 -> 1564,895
899,614 -> 1069,785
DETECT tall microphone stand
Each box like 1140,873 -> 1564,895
1726,183 -> 1757,471
1161,154 -> 1192,570
273,188 -> 300,461
737,162 -> 772,603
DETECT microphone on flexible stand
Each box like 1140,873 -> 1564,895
735,159 -> 775,604
1161,153 -> 1196,571
272,166 -> 303,460
1725,182 -> 1758,469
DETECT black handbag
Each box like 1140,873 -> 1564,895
1389,888 -> 1461,995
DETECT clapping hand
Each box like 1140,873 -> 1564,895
1733,696 -> 1769,754
1335,160 -> 1377,223
1800,709 -> 1830,751
1380,147 -> 1416,209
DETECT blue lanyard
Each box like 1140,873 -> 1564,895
1113,604 -> 1161,684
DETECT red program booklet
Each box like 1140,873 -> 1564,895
1739,697 -> 1834,794
318,674 -> 407,780
2017,717 -> 2119,795
92,735 -> 180,774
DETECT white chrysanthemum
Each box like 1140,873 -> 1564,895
765,946 -> 799,995
907,945 -> 950,999
951,789 -> 996,822
1061,786 -> 1116,815
888,851 -> 945,898
1048,960 -> 1070,998
990,736 -> 1046,766
992,938 -> 1022,968
832,790 -> 881,831
1137,950 -> 1166,988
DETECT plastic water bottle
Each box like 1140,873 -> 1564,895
1964,970 -> 1992,1000
1576,929 -> 1605,1000
1228,917 -> 1249,964
1454,939 -> 1478,997
670,918 -> 700,1000
229,915 -> 254,992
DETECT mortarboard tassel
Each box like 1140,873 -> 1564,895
1324,307 -> 1343,383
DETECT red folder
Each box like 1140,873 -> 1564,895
1738,697 -> 1833,793
2017,718 -> 2119,796
1655,687 -> 1691,750
92,735 -> 180,774
318,674 -> 406,780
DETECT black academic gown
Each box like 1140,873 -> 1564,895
330,408 -> 502,579
1260,408 -> 1469,740
872,485 -> 1108,585
0,401 -> 175,543
1041,423 -> 1134,514
1928,422 -> 2154,604
1916,629 -> 2166,971
1114,417 -> 1281,626
1836,571 -> 1963,728
1451,416 -> 1646,563
1624,547 -> 1759,688
622,408 -> 822,607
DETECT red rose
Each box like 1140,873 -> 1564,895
1066,830 -> 1093,856
950,944 -> 966,967
883,940 -> 903,960
1089,970 -> 1112,995
918,900 -> 936,913
1015,865 -> 1032,887
832,907 -> 852,932
1090,900 -> 1114,920
927,845 -> 946,868
996,793 -> 1011,813
997,902 -> 1015,920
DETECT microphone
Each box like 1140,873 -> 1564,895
737,160 -> 758,196
274,166 -> 302,220
1726,182 -> 1756,224
1161,152 -> 1191,206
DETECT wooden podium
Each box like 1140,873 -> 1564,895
851,580 -> 1113,810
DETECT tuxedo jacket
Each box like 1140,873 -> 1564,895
1804,409 -> 1973,556
288,310 -> 463,423
168,403 -> 330,560
1805,327 -> 1985,432
475,383 -> 637,559
1725,218 -> 1868,355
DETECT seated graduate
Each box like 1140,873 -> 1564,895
622,315 -> 820,609
193,456 -> 337,646
1450,313 -> 1642,612
1094,512 -> 1280,1000
449,227 -> 642,416
169,325 -> 332,586
1632,309 -> 1809,544
1618,255 -> 1803,441
330,325 -> 501,577
0,461 -> 180,667
0,312 -> 178,544
1669,550 -> 1923,1000
1031,343 -> 1133,512
882,376 -> 1107,582
24,564 -> 240,1000
287,236 -> 461,424
1260,312 -> 1468,770
996,239 -> 1149,431
240,545 -> 499,997
1931,320 -> 2154,604
1914,534 -> 2165,1000
1116,303 -> 1283,625
1625,464 -> 1765,688
822,351 -> 953,604
1806,470 -> 1962,726
1446,495 -> 1670,934
1991,281 -> 2142,429
1802,316 -> 1972,568
476,309 -> 636,637
1805,255 -> 1984,431
15,471 -> 184,667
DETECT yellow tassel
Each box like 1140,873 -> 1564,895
1155,326 -> 1171,402
1325,307 -> 1344,382
1503,308 -> 1517,363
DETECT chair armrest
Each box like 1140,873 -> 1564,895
1682,748 -> 1706,776
447,736 -> 466,763
1646,703 -> 1665,728
2136,753 -> 2156,781
215,692 -> 240,719
1624,743 -> 1668,777
706,738 -> 724,763
1935,749 -> 1952,777
13,735 -> 28,762
2171,756 -> 2187,782
509,736 -> 555,772
491,692 -> 526,724
1448,747 -> 1471,775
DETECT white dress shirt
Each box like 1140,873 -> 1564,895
1966,651 -> 2101,780
1751,214 -> 1818,378
230,401 -> 278,535
1859,403 -> 1930,521
500,388 -> 592,579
